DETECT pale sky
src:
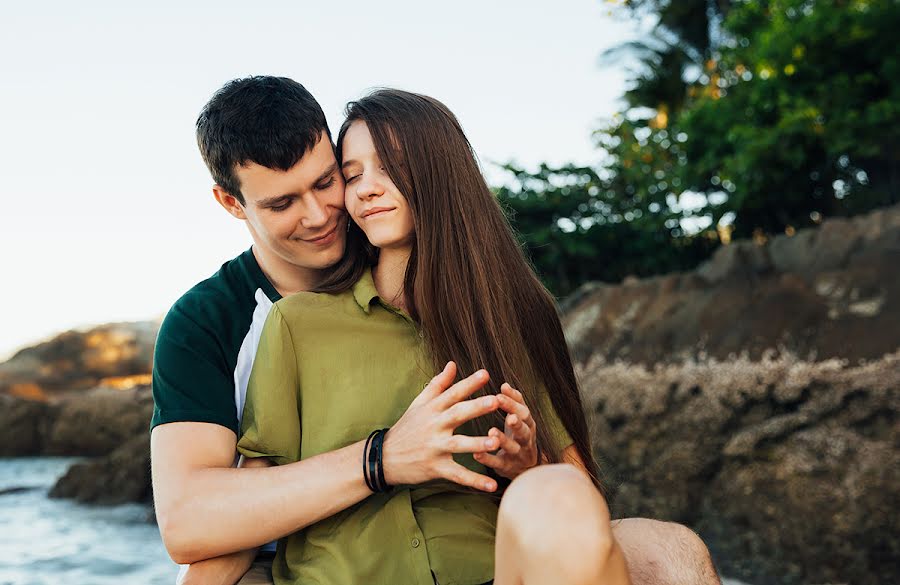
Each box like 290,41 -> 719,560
0,0 -> 636,359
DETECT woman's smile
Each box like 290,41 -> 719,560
361,206 -> 397,220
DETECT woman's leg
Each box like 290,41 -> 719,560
494,464 -> 631,585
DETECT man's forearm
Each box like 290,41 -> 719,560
177,549 -> 258,585
158,439 -> 371,564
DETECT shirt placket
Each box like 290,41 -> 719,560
388,488 -> 434,585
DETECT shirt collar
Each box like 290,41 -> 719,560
352,267 -> 379,314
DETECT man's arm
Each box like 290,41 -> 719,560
153,363 -> 503,565
151,421 -> 373,564
174,457 -> 267,585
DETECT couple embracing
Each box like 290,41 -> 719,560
150,76 -> 720,585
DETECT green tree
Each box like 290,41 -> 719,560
497,0 -> 898,295
677,0 -> 900,237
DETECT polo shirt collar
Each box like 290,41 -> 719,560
352,267 -> 379,314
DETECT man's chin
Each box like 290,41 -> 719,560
301,246 -> 346,272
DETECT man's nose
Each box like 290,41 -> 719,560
301,195 -> 329,229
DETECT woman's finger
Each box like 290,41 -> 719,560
440,461 -> 498,492
500,382 -> 525,404
496,392 -> 535,433
504,413 -> 533,446
472,450 -> 508,473
489,427 -> 522,455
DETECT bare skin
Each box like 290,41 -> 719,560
154,362 -> 503,564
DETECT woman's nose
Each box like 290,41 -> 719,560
356,173 -> 384,199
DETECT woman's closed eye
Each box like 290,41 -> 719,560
344,173 -> 361,184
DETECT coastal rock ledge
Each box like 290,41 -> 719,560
561,203 -> 900,585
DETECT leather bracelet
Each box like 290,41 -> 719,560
375,428 -> 390,492
363,429 -> 379,492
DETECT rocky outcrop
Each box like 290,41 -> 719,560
0,321 -> 157,398
578,352 -> 898,585
49,433 -> 152,505
562,204 -> 900,585
562,204 -> 900,366
0,394 -> 52,455
0,386 -> 153,457
42,386 -> 154,456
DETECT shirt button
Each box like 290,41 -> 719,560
411,538 -> 420,548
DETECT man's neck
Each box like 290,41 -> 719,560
251,245 -> 322,298
374,247 -> 412,311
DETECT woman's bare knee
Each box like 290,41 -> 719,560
497,464 -> 619,584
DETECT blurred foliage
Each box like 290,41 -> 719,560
497,0 -> 899,296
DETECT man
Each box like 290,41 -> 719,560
150,75 -> 720,584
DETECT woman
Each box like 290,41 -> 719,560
236,89 -> 629,585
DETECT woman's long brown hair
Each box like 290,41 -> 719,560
316,89 -> 606,496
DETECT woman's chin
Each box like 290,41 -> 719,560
364,232 -> 412,251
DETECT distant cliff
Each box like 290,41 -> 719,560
0,321 -> 157,400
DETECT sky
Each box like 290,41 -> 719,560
0,0 -> 637,359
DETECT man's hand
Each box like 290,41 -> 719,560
382,362 -> 505,492
472,383 -> 539,480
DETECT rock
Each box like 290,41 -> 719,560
0,486 -> 41,496
0,394 -> 52,456
43,386 -> 154,456
580,351 -> 900,585
562,203 -> 900,367
49,433 -> 151,505
0,321 -> 158,397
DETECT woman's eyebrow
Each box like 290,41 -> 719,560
341,159 -> 359,170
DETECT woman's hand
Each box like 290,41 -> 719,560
382,362 -> 504,492
472,383 -> 539,480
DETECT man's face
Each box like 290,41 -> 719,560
223,133 -> 348,273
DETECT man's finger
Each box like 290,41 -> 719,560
440,461 -> 498,492
415,361 -> 457,404
442,394 -> 500,429
443,433 -> 499,454
433,369 -> 491,410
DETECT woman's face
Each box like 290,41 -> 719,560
340,120 -> 415,251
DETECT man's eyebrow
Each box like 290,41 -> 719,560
314,162 -> 338,184
256,193 -> 292,207
255,163 -> 339,207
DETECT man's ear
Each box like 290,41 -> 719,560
213,185 -> 247,220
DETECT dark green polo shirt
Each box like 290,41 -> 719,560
150,248 -> 281,435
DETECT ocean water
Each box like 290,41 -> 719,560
0,457 -> 752,585
0,457 -> 178,585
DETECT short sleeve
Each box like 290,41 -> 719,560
236,304 -> 302,466
536,385 -> 574,457
150,300 -> 240,435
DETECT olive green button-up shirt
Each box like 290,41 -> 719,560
237,269 -> 572,585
